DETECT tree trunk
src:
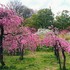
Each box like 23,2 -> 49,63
54,47 -> 62,70
62,49 -> 66,70
54,41 -> 62,70
20,46 -> 24,60
0,25 -> 5,66
57,49 -> 62,70
54,46 -> 59,60
21,48 -> 24,60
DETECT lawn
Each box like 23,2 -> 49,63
0,50 -> 70,70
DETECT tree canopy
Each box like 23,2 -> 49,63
25,8 -> 54,29
54,10 -> 70,30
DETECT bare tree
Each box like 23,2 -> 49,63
7,0 -> 34,18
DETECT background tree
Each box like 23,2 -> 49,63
7,0 -> 34,18
25,8 -> 54,29
54,10 -> 70,30
24,14 -> 38,29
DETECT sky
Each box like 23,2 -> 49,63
0,0 -> 70,15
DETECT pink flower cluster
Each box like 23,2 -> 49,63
41,32 -> 70,53
0,4 -> 23,28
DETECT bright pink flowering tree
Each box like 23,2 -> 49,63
3,26 -> 38,59
47,25 -> 70,70
41,32 -> 70,53
16,27 -> 39,59
0,5 -> 23,66
24,34 -> 40,51
41,30 -> 70,70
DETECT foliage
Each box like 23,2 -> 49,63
54,10 -> 70,29
36,46 -> 53,52
24,8 -> 54,29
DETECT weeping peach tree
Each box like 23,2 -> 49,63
40,30 -> 70,70
0,5 -> 23,66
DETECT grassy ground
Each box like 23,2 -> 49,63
0,50 -> 70,70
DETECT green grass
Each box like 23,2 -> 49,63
0,51 -> 70,70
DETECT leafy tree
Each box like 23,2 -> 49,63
7,0 -> 34,18
24,14 -> 38,29
25,8 -> 54,29
54,10 -> 70,30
